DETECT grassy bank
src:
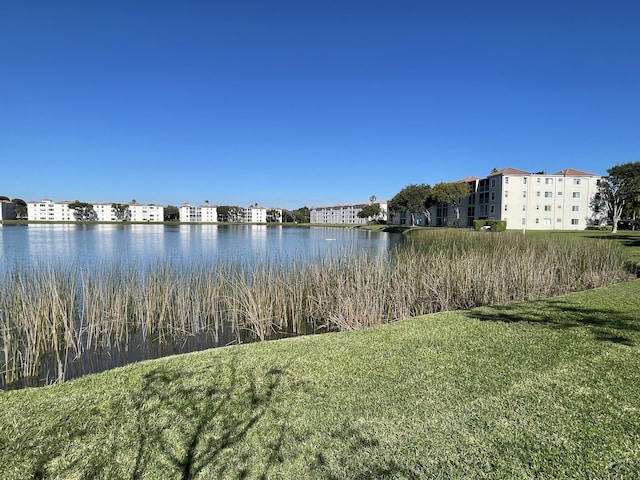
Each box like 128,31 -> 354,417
0,279 -> 638,478
1,230 -> 632,388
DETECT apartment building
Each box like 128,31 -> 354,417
481,167 -> 602,230
27,199 -> 164,222
243,205 -> 267,223
310,201 -> 388,225
27,199 -> 76,221
127,202 -> 164,222
178,202 -> 282,223
179,202 -> 218,223
265,208 -> 283,223
392,167 -> 603,230
92,202 -> 118,222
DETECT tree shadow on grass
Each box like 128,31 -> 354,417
17,358 -> 294,480
584,234 -> 640,249
129,357 -> 289,480
17,351 -> 418,479
464,298 -> 640,346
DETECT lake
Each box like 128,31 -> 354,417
0,223 -> 404,272
0,224 -> 405,389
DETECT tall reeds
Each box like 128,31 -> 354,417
0,230 -> 632,389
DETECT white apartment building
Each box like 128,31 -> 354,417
27,199 -> 164,222
243,205 -> 267,223
93,202 -> 117,222
266,208 -> 283,223
128,202 -> 164,222
392,167 -> 603,230
27,199 -> 76,221
310,201 -> 388,225
179,202 -> 218,223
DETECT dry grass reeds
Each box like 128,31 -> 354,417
0,230 -> 632,388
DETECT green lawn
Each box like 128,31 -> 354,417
1,279 -> 639,478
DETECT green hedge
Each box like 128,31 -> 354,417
473,220 -> 507,232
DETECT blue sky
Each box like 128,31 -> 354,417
2,1 -> 639,209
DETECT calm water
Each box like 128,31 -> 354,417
1,224 -> 405,389
0,223 -> 404,272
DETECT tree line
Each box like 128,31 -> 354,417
0,198 -> 27,219
388,182 -> 470,226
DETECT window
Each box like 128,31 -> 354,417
491,179 -> 496,188
545,178 -> 553,184
536,205 -> 540,210
522,218 -> 526,225
571,219 -> 579,225
544,205 -> 551,212
490,192 -> 496,201
504,191 -> 509,198
522,205 -> 526,211
537,178 -> 541,183
535,218 -> 540,224
536,191 -> 541,197
572,192 -> 581,199
504,205 -> 508,211
543,218 -> 552,225
544,192 -> 552,198
571,205 -> 579,212
505,177 -> 509,184
573,178 -> 581,185
522,191 -> 527,198
490,205 -> 495,214
557,191 -> 563,196
524,177 -> 528,184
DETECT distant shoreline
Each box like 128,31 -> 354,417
1,220 -> 312,227
0,220 -> 400,230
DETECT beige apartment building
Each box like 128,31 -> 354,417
393,167 -> 603,230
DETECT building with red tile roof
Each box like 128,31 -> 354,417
391,167 -> 605,230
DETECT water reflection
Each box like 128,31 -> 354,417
0,224 -> 403,272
